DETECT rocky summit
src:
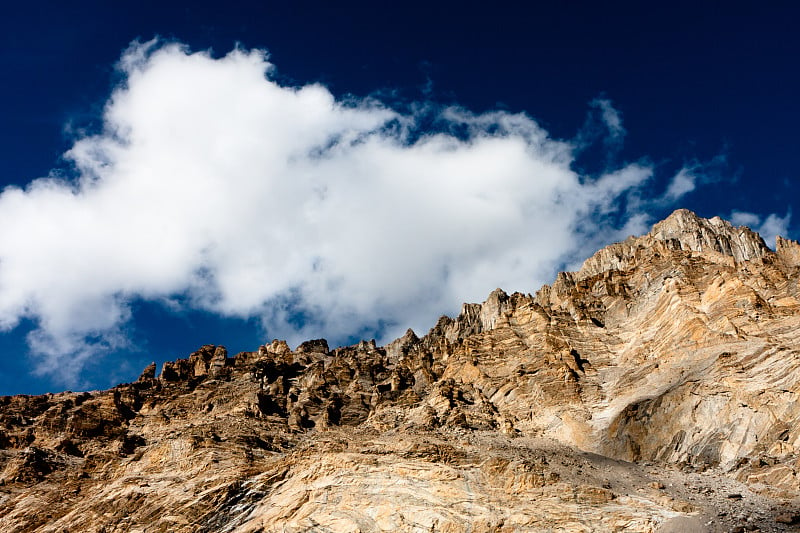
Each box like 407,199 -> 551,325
3,209 -> 800,532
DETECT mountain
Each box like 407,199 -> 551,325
3,209 -> 800,532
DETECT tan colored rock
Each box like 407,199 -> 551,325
777,235 -> 800,268
2,209 -> 800,532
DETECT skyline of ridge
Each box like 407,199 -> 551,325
2,207 -> 794,396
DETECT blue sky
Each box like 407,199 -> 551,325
0,2 -> 798,395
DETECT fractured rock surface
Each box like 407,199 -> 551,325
2,209 -> 800,532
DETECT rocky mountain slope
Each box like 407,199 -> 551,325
3,209 -> 800,532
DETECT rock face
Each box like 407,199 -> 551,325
3,209 -> 800,532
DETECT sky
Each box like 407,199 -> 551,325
0,2 -> 798,395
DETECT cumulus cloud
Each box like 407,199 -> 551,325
0,41 -> 706,384
731,210 -> 791,248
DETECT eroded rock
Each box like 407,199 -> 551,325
2,209 -> 800,532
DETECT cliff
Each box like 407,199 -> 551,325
2,209 -> 800,532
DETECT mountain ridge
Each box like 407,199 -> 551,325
3,209 -> 800,532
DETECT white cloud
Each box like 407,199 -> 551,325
0,41 -> 708,384
572,97 -> 627,156
731,210 -> 791,248
729,211 -> 761,228
663,168 -> 697,201
592,98 -> 626,143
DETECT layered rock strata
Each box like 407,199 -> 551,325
2,209 -> 800,532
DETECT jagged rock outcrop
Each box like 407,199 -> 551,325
2,209 -> 800,532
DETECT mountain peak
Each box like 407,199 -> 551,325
575,209 -> 773,281
4,208 -> 800,531
649,208 -> 770,262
